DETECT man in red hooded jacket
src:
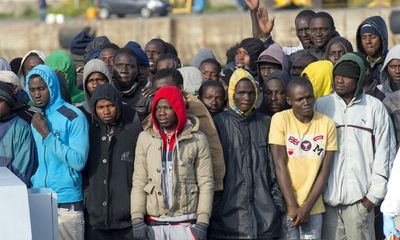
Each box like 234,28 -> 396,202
131,86 -> 214,240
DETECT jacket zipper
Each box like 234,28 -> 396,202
44,145 -> 48,187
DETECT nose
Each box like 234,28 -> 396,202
33,90 -> 41,99
204,73 -> 211,81
271,92 -> 278,101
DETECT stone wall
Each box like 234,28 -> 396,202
0,8 -> 397,65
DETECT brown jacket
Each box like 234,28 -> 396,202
131,116 -> 214,224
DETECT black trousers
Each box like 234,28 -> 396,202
85,225 -> 133,240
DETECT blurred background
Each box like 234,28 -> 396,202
0,0 -> 400,65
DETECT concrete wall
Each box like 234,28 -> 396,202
0,8 -> 398,65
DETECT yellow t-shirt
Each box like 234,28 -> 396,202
269,109 -> 337,215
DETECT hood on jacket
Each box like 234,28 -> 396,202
356,16 -> 388,59
192,48 -> 216,69
301,60 -> 333,99
81,59 -> 112,113
324,36 -> 354,59
18,50 -> 47,89
237,38 -> 265,73
45,50 -> 85,104
178,66 -> 204,95
151,86 -> 187,137
25,64 -> 64,111
264,70 -> 290,88
228,68 -> 259,116
380,44 -> 400,94
257,43 -> 289,73
69,30 -> 94,67
89,83 -> 122,125
333,53 -> 366,100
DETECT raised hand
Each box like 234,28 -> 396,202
257,6 -> 275,37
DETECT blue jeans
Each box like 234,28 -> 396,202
282,213 -> 322,240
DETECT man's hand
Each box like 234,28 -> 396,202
257,7 -> 275,38
361,197 -> 375,212
32,112 -> 50,138
245,0 -> 259,11
291,203 -> 312,227
141,86 -> 156,97
287,205 -> 298,220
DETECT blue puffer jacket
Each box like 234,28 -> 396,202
26,64 -> 89,203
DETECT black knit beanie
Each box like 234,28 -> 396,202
333,60 -> 360,80
0,81 -> 15,108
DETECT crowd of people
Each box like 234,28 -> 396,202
1,0 -> 400,239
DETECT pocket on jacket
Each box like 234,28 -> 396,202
180,183 -> 199,213
143,183 -> 160,216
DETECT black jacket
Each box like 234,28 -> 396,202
356,16 -> 388,84
210,110 -> 283,240
83,84 -> 142,230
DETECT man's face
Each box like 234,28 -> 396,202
200,86 -> 225,116
327,42 -> 346,65
287,84 -> 315,120
96,99 -> 118,124
86,72 -> 108,95
259,63 -> 282,82
0,99 -> 11,119
99,48 -> 117,74
23,55 -> 44,77
200,63 -> 220,81
387,59 -> 400,84
361,33 -> 381,58
334,75 -> 358,100
310,17 -> 333,48
296,17 -> 312,49
138,65 -> 149,83
153,76 -> 177,91
155,99 -> 178,132
145,41 -> 165,74
235,47 -> 250,68
113,53 -> 138,88
29,76 -> 50,109
234,79 -> 256,113
264,78 -> 287,115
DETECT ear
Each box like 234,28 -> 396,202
286,96 -> 292,106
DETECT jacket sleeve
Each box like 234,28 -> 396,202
366,103 -> 396,205
381,149 -> 400,216
195,132 -> 214,225
43,114 -> 89,171
192,98 -> 225,192
131,132 -> 148,220
12,121 -> 37,186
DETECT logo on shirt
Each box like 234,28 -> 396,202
313,135 -> 324,142
121,151 -> 133,162
300,140 -> 312,151
288,136 -> 300,145
288,149 -> 294,155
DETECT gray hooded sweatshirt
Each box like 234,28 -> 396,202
78,59 -> 112,120
379,44 -> 400,96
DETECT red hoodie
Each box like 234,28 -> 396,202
151,86 -> 187,149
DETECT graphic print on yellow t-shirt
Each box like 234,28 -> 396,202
269,109 -> 337,215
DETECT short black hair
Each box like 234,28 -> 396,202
165,42 -> 178,57
147,38 -> 168,54
114,47 -> 138,64
286,76 -> 313,97
157,53 -> 182,69
295,9 -> 316,24
101,42 -> 120,51
199,58 -> 222,73
153,68 -> 184,87
311,11 -> 335,28
198,80 -> 225,99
